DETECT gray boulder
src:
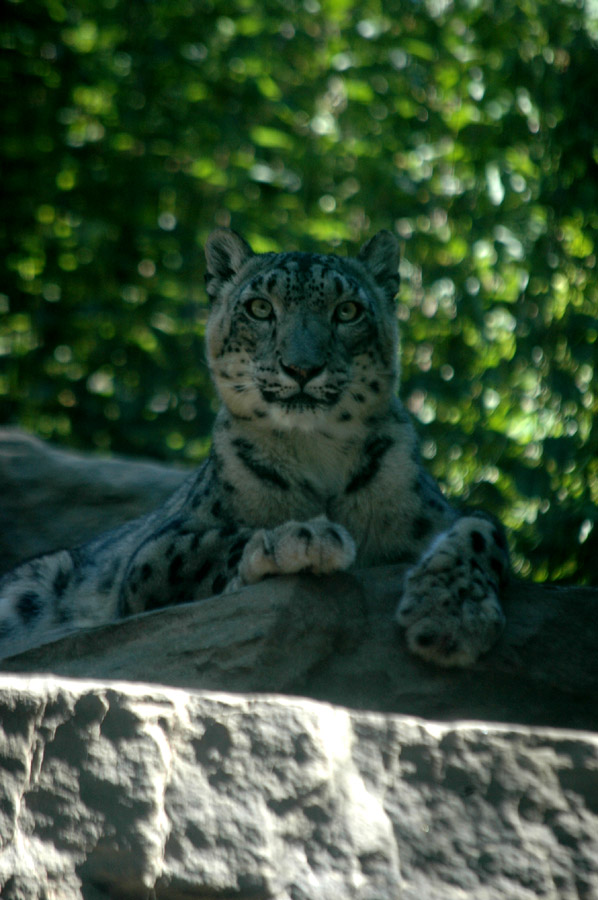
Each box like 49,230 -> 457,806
3,564 -> 598,731
1,678 -> 597,900
0,428 -> 186,575
1,429 -> 597,899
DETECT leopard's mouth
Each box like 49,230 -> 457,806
260,388 -> 339,410
282,393 -> 323,411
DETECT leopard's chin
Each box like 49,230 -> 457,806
259,401 -> 338,432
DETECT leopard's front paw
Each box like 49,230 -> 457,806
395,543 -> 505,667
230,515 -> 356,589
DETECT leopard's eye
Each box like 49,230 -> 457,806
335,300 -> 363,323
246,298 -> 274,320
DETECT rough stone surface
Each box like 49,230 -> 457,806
2,430 -> 598,899
3,566 -> 597,732
1,677 -> 597,900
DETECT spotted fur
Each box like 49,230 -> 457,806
0,229 -> 509,666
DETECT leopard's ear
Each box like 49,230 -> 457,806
357,230 -> 400,300
205,228 -> 254,301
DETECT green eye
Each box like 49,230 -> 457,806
246,298 -> 273,320
335,301 -> 362,323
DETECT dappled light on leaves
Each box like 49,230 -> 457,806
1,0 -> 597,582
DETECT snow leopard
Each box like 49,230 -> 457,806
0,228 -> 509,666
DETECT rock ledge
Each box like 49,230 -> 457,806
1,677 -> 597,900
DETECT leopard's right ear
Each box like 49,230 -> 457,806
357,230 -> 400,301
204,228 -> 254,301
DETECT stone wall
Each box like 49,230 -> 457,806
2,679 -> 597,900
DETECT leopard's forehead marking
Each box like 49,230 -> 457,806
243,252 -> 362,305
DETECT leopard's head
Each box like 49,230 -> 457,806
205,228 -> 401,430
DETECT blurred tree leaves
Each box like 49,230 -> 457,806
1,0 -> 597,582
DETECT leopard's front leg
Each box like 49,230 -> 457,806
226,514 -> 356,591
395,513 -> 510,667
119,514 -> 355,616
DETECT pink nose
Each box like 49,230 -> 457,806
281,362 -> 325,386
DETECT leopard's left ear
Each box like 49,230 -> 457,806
205,228 -> 254,302
357,230 -> 400,300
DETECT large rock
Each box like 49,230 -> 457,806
0,428 -> 186,575
1,430 -> 598,899
3,566 -> 598,731
1,677 -> 597,900
1,429 -> 597,730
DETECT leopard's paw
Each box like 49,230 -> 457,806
395,534 -> 505,667
231,515 -> 356,588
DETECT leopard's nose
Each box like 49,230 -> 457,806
281,362 -> 325,387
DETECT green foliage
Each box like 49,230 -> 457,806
1,0 -> 597,582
